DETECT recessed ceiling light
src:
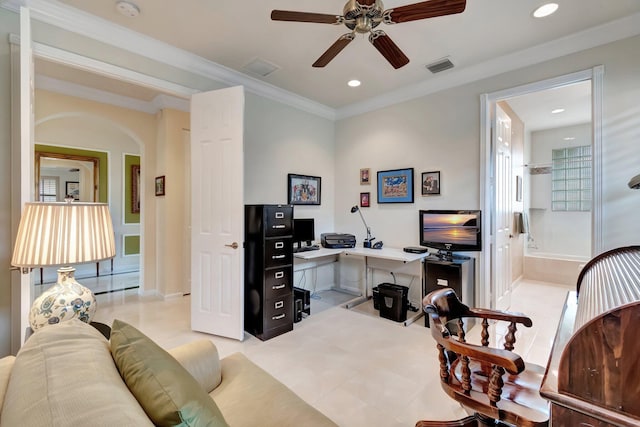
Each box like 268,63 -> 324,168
116,1 -> 140,18
347,80 -> 361,87
564,137 -> 576,141
551,108 -> 565,114
533,3 -> 558,18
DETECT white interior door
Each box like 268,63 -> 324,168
494,105 -> 513,310
190,86 -> 244,341
15,6 -> 35,349
182,129 -> 191,296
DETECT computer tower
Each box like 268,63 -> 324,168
377,283 -> 409,322
372,286 -> 380,310
293,287 -> 311,316
294,299 -> 303,323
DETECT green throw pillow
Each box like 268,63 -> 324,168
110,319 -> 229,427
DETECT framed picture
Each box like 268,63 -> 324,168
377,168 -> 414,203
288,174 -> 321,205
421,171 -> 441,195
155,175 -> 165,196
131,164 -> 141,213
360,192 -> 370,207
360,168 -> 371,185
65,181 -> 80,200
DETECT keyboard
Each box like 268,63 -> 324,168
293,245 -> 320,253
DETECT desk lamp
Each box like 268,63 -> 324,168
12,201 -> 116,330
350,205 -> 374,248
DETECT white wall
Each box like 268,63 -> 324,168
334,35 -> 640,299
3,6 -> 640,355
244,93 -> 337,290
527,123 -> 592,258
35,90 -> 150,281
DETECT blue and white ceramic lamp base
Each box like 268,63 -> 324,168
29,266 -> 97,331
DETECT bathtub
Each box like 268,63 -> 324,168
523,252 -> 590,286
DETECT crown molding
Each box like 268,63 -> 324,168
35,74 -> 190,114
335,12 -> 640,119
3,1 -> 640,121
9,33 -> 199,98
2,0 -> 336,120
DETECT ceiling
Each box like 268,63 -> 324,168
8,0 -> 638,128
48,0 -> 640,110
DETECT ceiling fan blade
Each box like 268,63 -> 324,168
369,31 -> 409,69
271,10 -> 341,24
313,34 -> 355,67
357,0 -> 377,5
384,0 -> 466,23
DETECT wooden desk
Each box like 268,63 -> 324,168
540,246 -> 640,426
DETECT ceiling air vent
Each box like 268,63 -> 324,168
426,57 -> 454,74
242,58 -> 280,78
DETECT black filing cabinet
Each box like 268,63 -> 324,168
244,204 -> 294,341
424,256 -> 475,326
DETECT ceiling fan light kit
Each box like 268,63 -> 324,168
271,0 -> 466,69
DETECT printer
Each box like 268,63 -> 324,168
321,233 -> 356,248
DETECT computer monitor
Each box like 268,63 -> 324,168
293,218 -> 315,249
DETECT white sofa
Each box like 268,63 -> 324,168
0,319 -> 337,426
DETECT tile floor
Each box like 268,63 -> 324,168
87,274 -> 573,427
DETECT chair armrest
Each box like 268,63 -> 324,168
468,307 -> 533,327
431,324 -> 525,375
168,340 -> 222,393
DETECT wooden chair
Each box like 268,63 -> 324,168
416,288 -> 549,427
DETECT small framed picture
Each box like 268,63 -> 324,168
288,173 -> 321,205
516,175 -> 523,202
155,176 -> 166,196
65,181 -> 80,200
131,165 -> 141,213
421,171 -> 440,195
360,192 -> 370,207
377,168 -> 414,204
360,168 -> 371,185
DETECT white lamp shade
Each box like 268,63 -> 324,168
11,202 -> 116,268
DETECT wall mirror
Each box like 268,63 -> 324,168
35,151 -> 99,202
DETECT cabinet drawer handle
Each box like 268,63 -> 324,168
275,271 -> 284,279
272,284 -> 286,290
275,212 -> 284,219
272,314 -> 285,320
275,301 -> 284,309
272,255 -> 286,259
275,242 -> 284,249
272,224 -> 286,229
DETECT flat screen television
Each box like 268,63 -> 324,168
419,210 -> 482,258
293,218 -> 315,249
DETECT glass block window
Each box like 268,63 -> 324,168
39,176 -> 58,202
551,145 -> 591,211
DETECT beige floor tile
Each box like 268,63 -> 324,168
90,273 -> 569,426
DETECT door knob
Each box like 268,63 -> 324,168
225,242 -> 239,249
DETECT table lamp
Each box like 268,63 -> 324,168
350,205 -> 374,248
11,201 -> 116,331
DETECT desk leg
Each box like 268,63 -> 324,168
402,258 -> 426,326
345,255 -> 370,309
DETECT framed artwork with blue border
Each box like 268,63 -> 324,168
377,168 -> 414,203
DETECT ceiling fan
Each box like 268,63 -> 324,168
271,0 -> 466,69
